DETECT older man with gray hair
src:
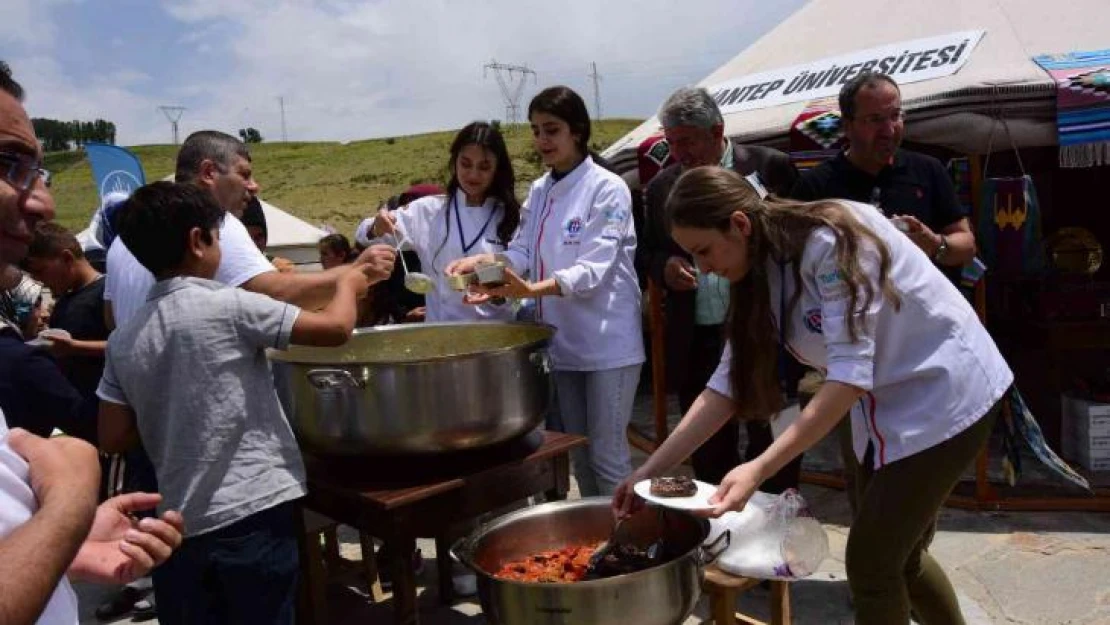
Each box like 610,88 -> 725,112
642,86 -> 802,489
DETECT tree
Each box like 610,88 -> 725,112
238,128 -> 263,144
31,117 -> 118,151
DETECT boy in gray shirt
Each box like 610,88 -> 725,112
97,182 -> 393,625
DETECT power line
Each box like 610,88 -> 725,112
483,59 -> 536,124
589,61 -> 602,120
158,106 -> 186,145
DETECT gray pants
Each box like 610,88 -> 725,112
550,364 -> 641,497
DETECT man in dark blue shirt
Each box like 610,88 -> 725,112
792,72 -> 976,283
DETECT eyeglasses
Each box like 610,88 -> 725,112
0,151 -> 48,194
855,110 -> 905,127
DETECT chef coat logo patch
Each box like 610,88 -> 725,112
603,207 -> 628,224
817,269 -> 842,285
563,217 -> 584,245
601,207 -> 627,240
803,308 -> 823,334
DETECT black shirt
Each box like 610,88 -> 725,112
0,327 -> 92,441
791,149 -> 966,231
49,275 -> 109,403
791,149 -> 966,282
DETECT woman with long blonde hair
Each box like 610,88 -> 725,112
613,166 -> 1012,624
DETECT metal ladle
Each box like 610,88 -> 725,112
586,517 -> 631,575
389,227 -> 434,295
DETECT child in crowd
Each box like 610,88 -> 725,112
0,267 -> 48,338
318,232 -> 355,269
318,233 -> 395,326
97,181 -> 393,624
242,196 -> 295,272
25,222 -> 121,496
25,222 -> 109,416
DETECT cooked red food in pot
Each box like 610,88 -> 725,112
650,476 -> 697,497
494,544 -> 598,582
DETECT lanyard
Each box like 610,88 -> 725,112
453,196 -> 498,255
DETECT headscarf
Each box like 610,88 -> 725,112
0,272 -> 44,337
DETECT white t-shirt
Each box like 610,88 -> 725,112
104,214 -> 275,327
0,412 -> 79,625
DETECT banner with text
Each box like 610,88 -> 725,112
708,30 -> 986,114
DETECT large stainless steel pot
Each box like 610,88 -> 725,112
268,322 -> 554,455
452,498 -> 725,625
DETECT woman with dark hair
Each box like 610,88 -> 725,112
317,233 -> 354,270
612,167 -> 1013,624
448,86 -> 644,497
369,121 -> 521,321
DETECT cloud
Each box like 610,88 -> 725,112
11,0 -> 807,145
0,0 -> 74,49
14,55 -> 168,146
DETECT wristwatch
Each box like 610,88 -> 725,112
932,235 -> 949,262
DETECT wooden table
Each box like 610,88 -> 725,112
297,430 -> 587,625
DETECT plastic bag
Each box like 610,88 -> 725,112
704,489 -> 828,581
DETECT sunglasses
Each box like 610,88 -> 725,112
0,150 -> 49,194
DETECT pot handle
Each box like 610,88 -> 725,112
700,529 -> 731,566
529,350 -> 552,374
306,369 -> 366,390
449,534 -> 476,568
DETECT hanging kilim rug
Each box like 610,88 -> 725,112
1033,48 -> 1110,168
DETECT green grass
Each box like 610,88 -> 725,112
46,119 -> 643,237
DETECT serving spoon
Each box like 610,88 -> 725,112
389,227 -> 434,295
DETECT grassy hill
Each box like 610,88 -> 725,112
45,119 -> 643,237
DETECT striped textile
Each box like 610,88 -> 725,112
1033,48 -> 1110,167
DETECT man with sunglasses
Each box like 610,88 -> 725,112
792,71 -> 976,279
0,61 -> 184,625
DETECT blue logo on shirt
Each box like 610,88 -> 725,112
803,308 -> 823,334
817,269 -> 842,285
565,217 -> 584,236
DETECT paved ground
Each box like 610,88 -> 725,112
75,392 -> 1110,624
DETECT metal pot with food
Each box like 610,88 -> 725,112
451,498 -> 728,625
268,321 -> 554,455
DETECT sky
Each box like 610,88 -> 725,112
2,0 -> 807,146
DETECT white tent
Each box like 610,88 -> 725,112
604,0 -> 1110,173
257,198 -> 327,265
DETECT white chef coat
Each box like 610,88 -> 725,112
708,200 -> 1012,468
0,412 -> 79,625
502,157 -> 645,371
375,190 -> 515,322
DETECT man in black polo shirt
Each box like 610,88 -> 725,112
792,72 -> 976,282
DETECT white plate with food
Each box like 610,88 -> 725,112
633,477 -> 718,511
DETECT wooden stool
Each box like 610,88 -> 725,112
702,564 -> 792,625
299,509 -> 386,625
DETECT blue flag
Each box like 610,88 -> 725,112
85,143 -> 146,202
